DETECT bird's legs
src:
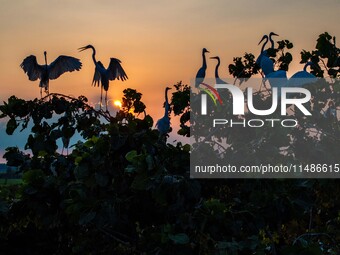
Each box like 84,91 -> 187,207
46,86 -> 51,100
105,91 -> 108,112
100,86 -> 103,110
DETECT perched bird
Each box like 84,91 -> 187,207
195,48 -> 209,88
287,62 -> 317,87
78,45 -> 128,110
266,62 -> 316,93
156,87 -> 172,135
256,32 -> 288,90
210,56 -> 227,84
268,32 -> 278,50
193,48 -> 223,105
256,32 -> 279,74
20,51 -> 82,97
260,55 -> 275,76
257,32 -> 278,59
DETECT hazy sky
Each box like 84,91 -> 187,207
0,0 -> 339,161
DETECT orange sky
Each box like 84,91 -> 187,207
0,0 -> 339,161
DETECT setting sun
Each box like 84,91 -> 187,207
113,100 -> 122,108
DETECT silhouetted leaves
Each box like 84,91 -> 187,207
300,32 -> 339,78
171,81 -> 191,137
5,118 -> 18,135
228,53 -> 257,81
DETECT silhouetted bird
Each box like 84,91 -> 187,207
287,62 -> 317,87
210,56 -> 227,84
256,32 -> 279,74
156,87 -> 172,136
194,49 -> 223,104
195,48 -> 209,88
266,62 -> 316,92
20,51 -> 82,97
78,45 -> 128,110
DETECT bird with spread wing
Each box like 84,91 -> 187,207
79,45 -> 128,111
20,51 -> 82,97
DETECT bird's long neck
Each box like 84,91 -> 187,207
304,62 -> 312,72
269,35 -> 275,49
214,59 -> 220,79
44,52 -> 47,66
164,89 -> 170,116
91,47 -> 97,64
165,89 -> 169,105
261,37 -> 268,53
202,50 -> 207,68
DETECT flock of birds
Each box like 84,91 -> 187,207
20,45 -> 128,111
194,32 -> 317,95
20,44 -> 172,136
19,33 -> 319,137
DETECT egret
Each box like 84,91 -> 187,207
195,48 -> 209,88
287,62 -> 317,87
256,32 -> 279,74
78,45 -> 128,111
210,56 -> 227,84
257,32 -> 278,58
20,51 -> 82,97
268,32 -> 278,49
259,54 -> 275,76
156,87 -> 172,136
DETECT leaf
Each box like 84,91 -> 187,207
182,144 -> 191,152
6,118 -> 18,135
168,233 -> 189,244
178,128 -> 187,136
75,156 -> 83,165
125,150 -> 138,162
143,114 -> 154,127
285,52 -> 293,63
125,165 -> 137,173
38,150 -> 48,157
79,211 -> 96,225
22,169 -> 45,186
328,68 -> 337,78
69,188 -> 87,200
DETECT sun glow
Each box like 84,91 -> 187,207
113,100 -> 122,108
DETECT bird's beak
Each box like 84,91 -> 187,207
210,56 -> 218,59
258,35 -> 267,45
272,32 -> 279,37
78,46 -> 87,52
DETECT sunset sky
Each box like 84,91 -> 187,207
0,0 -> 339,161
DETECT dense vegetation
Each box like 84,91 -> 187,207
0,32 -> 339,254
